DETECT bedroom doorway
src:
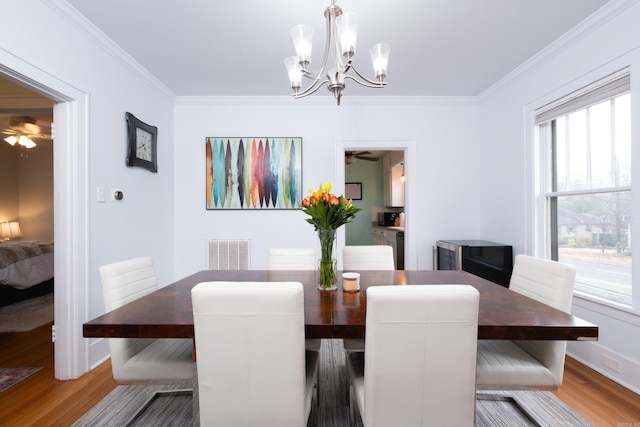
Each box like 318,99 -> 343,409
1,57 -> 91,380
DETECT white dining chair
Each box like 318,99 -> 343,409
476,254 -> 576,388
267,247 -> 316,270
192,281 -> 319,427
99,257 -> 193,381
342,245 -> 395,369
342,245 -> 395,271
346,285 -> 480,427
267,247 -> 321,352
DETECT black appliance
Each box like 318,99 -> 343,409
378,212 -> 399,226
434,240 -> 513,287
396,231 -> 404,270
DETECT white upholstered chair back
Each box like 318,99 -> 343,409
343,245 -> 395,270
476,254 -> 576,387
342,245 -> 395,356
99,257 -> 193,381
267,247 -> 316,270
510,255 -> 576,383
192,281 -> 318,427
358,285 -> 479,426
100,256 -> 157,312
509,254 -> 575,313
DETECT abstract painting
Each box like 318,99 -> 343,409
206,137 -> 302,209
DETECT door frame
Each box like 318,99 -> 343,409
335,140 -> 417,270
1,55 -> 90,379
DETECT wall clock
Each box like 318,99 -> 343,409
125,112 -> 158,172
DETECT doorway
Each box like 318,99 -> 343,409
1,57 -> 90,379
335,140 -> 417,270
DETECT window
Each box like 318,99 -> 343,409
536,70 -> 632,304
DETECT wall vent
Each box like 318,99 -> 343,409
207,239 -> 250,270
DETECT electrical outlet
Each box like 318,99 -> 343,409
602,354 -> 621,373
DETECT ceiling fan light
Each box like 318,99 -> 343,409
290,24 -> 313,67
370,43 -> 390,81
18,135 -> 36,148
337,12 -> 358,59
4,135 -> 18,146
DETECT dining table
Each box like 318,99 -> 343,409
83,269 -> 598,342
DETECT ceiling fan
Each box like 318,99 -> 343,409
345,150 -> 378,164
3,116 -> 52,148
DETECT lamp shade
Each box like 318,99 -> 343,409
369,43 -> 390,81
18,135 -> 37,149
336,13 -> 358,59
4,135 -> 18,146
1,221 -> 22,240
290,24 -> 313,65
337,12 -> 358,58
284,56 -> 303,90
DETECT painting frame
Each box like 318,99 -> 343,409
205,137 -> 302,210
345,182 -> 363,200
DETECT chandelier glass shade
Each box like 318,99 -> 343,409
284,0 -> 390,105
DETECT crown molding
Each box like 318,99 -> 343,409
43,0 -> 176,102
479,0 -> 639,100
174,95 -> 478,107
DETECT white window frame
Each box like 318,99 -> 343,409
525,62 -> 640,311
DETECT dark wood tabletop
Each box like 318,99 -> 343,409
83,270 -> 598,341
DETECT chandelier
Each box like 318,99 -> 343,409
284,0 -> 390,106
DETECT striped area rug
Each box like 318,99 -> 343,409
73,339 -> 589,426
0,367 -> 43,392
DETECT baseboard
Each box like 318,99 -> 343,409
568,342 -> 640,395
88,337 -> 110,370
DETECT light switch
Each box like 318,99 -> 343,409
97,186 -> 105,203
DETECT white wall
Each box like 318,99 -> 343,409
1,0 -> 177,371
173,97 -> 481,277
478,0 -> 640,392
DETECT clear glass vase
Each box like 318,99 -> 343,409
318,258 -> 338,291
318,228 -> 337,290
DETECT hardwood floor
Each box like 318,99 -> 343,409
0,322 -> 117,427
2,322 -> 639,426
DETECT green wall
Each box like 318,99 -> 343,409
345,159 -> 383,245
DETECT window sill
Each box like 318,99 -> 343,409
573,290 -> 640,324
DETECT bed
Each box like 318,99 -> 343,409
0,240 -> 54,307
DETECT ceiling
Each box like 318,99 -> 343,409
65,0 -> 610,98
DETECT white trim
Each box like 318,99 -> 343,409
174,95 -> 478,107
334,139 -> 418,270
0,48 -> 90,380
525,51 -> 640,308
480,0 -> 639,100
42,0 -> 175,102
